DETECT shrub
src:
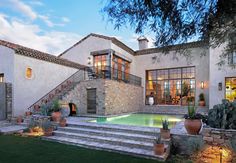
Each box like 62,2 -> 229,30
199,93 -> 205,101
207,99 -> 236,129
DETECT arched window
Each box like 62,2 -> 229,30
26,67 -> 33,79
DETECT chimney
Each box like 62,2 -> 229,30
137,36 -> 149,50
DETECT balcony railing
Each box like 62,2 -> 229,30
82,66 -> 142,86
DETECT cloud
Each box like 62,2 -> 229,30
0,14 -> 82,55
29,1 -> 44,6
10,0 -> 37,20
62,17 -> 70,23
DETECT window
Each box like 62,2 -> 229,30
0,73 -> 4,82
112,55 -> 130,80
26,67 -> 33,79
146,67 -> 195,105
228,52 -> 236,65
225,77 -> 236,102
93,54 -> 110,75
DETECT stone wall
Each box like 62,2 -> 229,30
104,80 -> 143,115
202,127 -> 236,146
6,83 -> 12,119
0,83 -> 12,120
62,79 -> 143,116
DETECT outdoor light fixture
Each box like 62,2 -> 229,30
201,81 -> 204,89
87,57 -> 92,65
0,74 -> 4,82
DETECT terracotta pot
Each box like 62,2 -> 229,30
16,116 -> 23,124
160,129 -> 170,139
44,128 -> 53,136
52,112 -> 61,122
29,128 -> 33,133
154,143 -> 165,155
199,101 -> 205,106
25,111 -> 32,116
59,119 -> 67,127
184,119 -> 202,135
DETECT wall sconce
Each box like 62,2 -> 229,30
201,81 -> 204,89
0,74 -> 4,82
87,57 -> 91,65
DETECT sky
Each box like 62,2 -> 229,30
0,0 -> 155,56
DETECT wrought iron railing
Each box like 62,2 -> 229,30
82,66 -> 142,86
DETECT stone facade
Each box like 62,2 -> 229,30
104,80 -> 143,115
62,79 -> 143,116
202,127 -> 236,146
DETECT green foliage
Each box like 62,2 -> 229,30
187,137 -> 204,153
51,99 -> 60,112
42,119 -> 52,130
199,93 -> 205,101
162,119 -> 169,130
208,99 -> 236,129
154,136 -> 162,144
40,103 -> 52,116
184,105 -> 203,119
28,117 -> 36,129
166,155 -> 193,163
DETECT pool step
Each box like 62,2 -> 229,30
43,122 -> 170,161
57,126 -> 156,143
43,136 -> 169,161
66,122 -> 159,136
53,130 -> 154,150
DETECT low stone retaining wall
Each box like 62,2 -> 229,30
202,127 -> 236,146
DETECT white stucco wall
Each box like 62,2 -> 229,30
135,47 -> 210,106
209,45 -> 236,109
13,54 -> 78,116
0,46 -> 15,83
61,36 -> 112,66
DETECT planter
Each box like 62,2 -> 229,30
160,128 -> 170,139
25,111 -> 32,116
51,112 -> 61,122
154,143 -> 165,155
199,101 -> 205,106
59,119 -> 67,127
28,128 -> 33,133
44,128 -> 53,136
184,119 -> 202,135
149,97 -> 154,105
16,116 -> 23,124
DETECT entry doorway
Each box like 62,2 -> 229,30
87,88 -> 96,114
225,77 -> 236,101
69,103 -> 77,116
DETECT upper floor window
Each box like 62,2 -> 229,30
26,67 -> 33,79
0,73 -> 4,82
228,51 -> 236,65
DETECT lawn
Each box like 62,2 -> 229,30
0,135 -> 160,163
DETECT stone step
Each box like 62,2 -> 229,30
57,126 -> 156,143
53,130 -> 154,150
67,122 -> 159,136
43,136 -> 169,161
0,125 -> 27,135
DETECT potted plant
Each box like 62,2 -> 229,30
42,120 -> 53,136
160,119 -> 170,139
198,93 -> 205,106
28,118 -> 36,133
16,115 -> 23,124
184,104 -> 203,135
187,96 -> 195,105
59,117 -> 67,127
25,111 -> 32,116
153,136 -> 165,155
51,100 -> 61,122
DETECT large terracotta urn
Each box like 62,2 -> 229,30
154,143 -> 165,155
184,119 -> 202,135
51,112 -> 61,122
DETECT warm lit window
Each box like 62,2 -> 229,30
26,67 -> 33,79
225,77 -> 236,102
146,67 -> 195,105
0,73 -> 4,82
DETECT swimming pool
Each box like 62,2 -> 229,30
90,113 -> 184,128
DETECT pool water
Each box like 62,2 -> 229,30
90,113 -> 184,128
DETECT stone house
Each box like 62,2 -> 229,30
0,33 -> 235,118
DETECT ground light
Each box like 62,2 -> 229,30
194,145 -> 234,163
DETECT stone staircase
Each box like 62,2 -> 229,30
43,122 -> 171,161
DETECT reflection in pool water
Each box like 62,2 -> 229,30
90,113 -> 183,128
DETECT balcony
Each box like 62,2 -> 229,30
82,66 -> 142,86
